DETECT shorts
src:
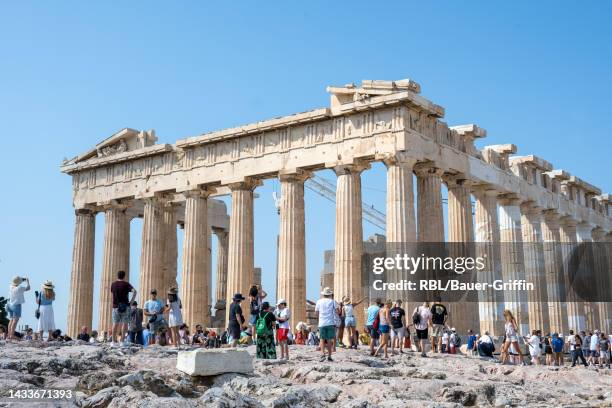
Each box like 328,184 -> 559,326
432,324 -> 444,337
553,351 -> 563,359
249,314 -> 258,325
390,326 -> 406,339
584,349 -> 591,357
505,335 -> 518,343
277,328 -> 289,342
319,325 -> 335,341
416,328 -> 428,340
112,308 -> 130,324
367,325 -> 380,339
344,316 -> 356,327
7,303 -> 22,319
545,346 -> 553,354
380,324 -> 390,334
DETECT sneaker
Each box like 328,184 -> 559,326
421,352 -> 427,357
319,355 -> 327,362
327,356 -> 333,362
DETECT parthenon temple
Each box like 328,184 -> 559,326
62,78 -> 611,338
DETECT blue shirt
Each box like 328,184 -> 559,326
144,299 -> 163,315
467,335 -> 477,349
366,305 -> 380,326
552,337 -> 564,353
40,292 -> 53,306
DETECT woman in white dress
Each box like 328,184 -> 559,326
36,280 -> 56,340
166,287 -> 183,348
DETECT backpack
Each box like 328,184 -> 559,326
452,334 -> 462,347
373,312 -> 380,330
256,313 -> 271,336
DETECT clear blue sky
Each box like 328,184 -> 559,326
1,2 -> 610,332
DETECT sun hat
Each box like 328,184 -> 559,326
321,287 -> 333,296
451,327 -> 456,332
168,287 -> 178,295
12,276 -> 22,286
43,280 -> 55,289
343,297 -> 352,305
277,299 -> 287,306
233,293 -> 245,301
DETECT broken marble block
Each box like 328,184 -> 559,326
176,348 -> 254,376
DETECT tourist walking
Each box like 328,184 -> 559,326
374,300 -> 392,358
36,280 -> 56,340
128,301 -> 144,345
597,332 -> 610,368
255,302 -> 277,359
274,299 -> 291,360
567,330 -> 588,367
429,297 -> 447,353
551,332 -> 564,366
526,330 -> 542,365
315,287 -> 339,362
143,289 -> 167,345
166,287 -> 183,348
7,276 -> 30,340
228,293 -> 247,347
588,330 -> 600,366
366,298 -> 381,356
110,270 -> 137,346
389,299 -> 406,354
500,310 -> 526,365
342,297 -> 364,349
413,301 -> 432,357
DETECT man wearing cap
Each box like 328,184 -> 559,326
7,276 -> 30,340
229,293 -> 247,347
274,299 -> 291,360
315,287 -> 339,362
144,288 -> 167,345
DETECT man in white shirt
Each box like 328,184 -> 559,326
274,299 -> 291,360
315,287 -> 339,362
7,276 -> 30,340
477,331 -> 495,357
413,302 -> 432,357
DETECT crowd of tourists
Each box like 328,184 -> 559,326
3,275 -> 611,369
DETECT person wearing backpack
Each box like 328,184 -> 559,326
256,302 -> 277,359
449,328 -> 461,354
413,301 -> 432,357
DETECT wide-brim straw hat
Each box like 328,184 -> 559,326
12,276 -> 22,286
168,287 -> 178,295
343,298 -> 351,305
277,298 -> 287,306
321,287 -> 333,296
43,280 -> 55,289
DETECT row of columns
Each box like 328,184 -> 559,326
68,155 -> 610,338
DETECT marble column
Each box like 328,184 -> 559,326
67,210 -> 96,338
541,210 -> 567,334
99,204 -> 130,333
334,163 -> 367,326
473,186 -> 504,336
226,179 -> 260,321
181,190 -> 211,328
559,218 -> 583,331
140,197 -> 167,304
415,163 -> 444,242
498,195 -> 529,335
214,228 -> 229,305
576,223 -> 599,331
161,202 -> 178,299
277,171 -> 309,327
520,203 -> 549,332
591,228 -> 610,333
384,155 -> 417,305
444,174 -> 479,334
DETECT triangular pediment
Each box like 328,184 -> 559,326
66,128 -> 158,165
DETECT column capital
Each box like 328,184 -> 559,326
75,208 -> 97,217
519,201 -> 543,215
471,184 -> 501,199
497,193 -> 523,207
542,209 -> 562,225
181,186 -> 216,200
226,177 -> 263,192
381,152 -> 417,168
278,168 -> 312,183
332,160 -> 370,176
442,173 -> 473,189
413,161 -> 444,178
559,216 -> 578,228
99,199 -> 131,212
212,226 -> 229,238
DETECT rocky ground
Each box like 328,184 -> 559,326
0,340 -> 611,407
